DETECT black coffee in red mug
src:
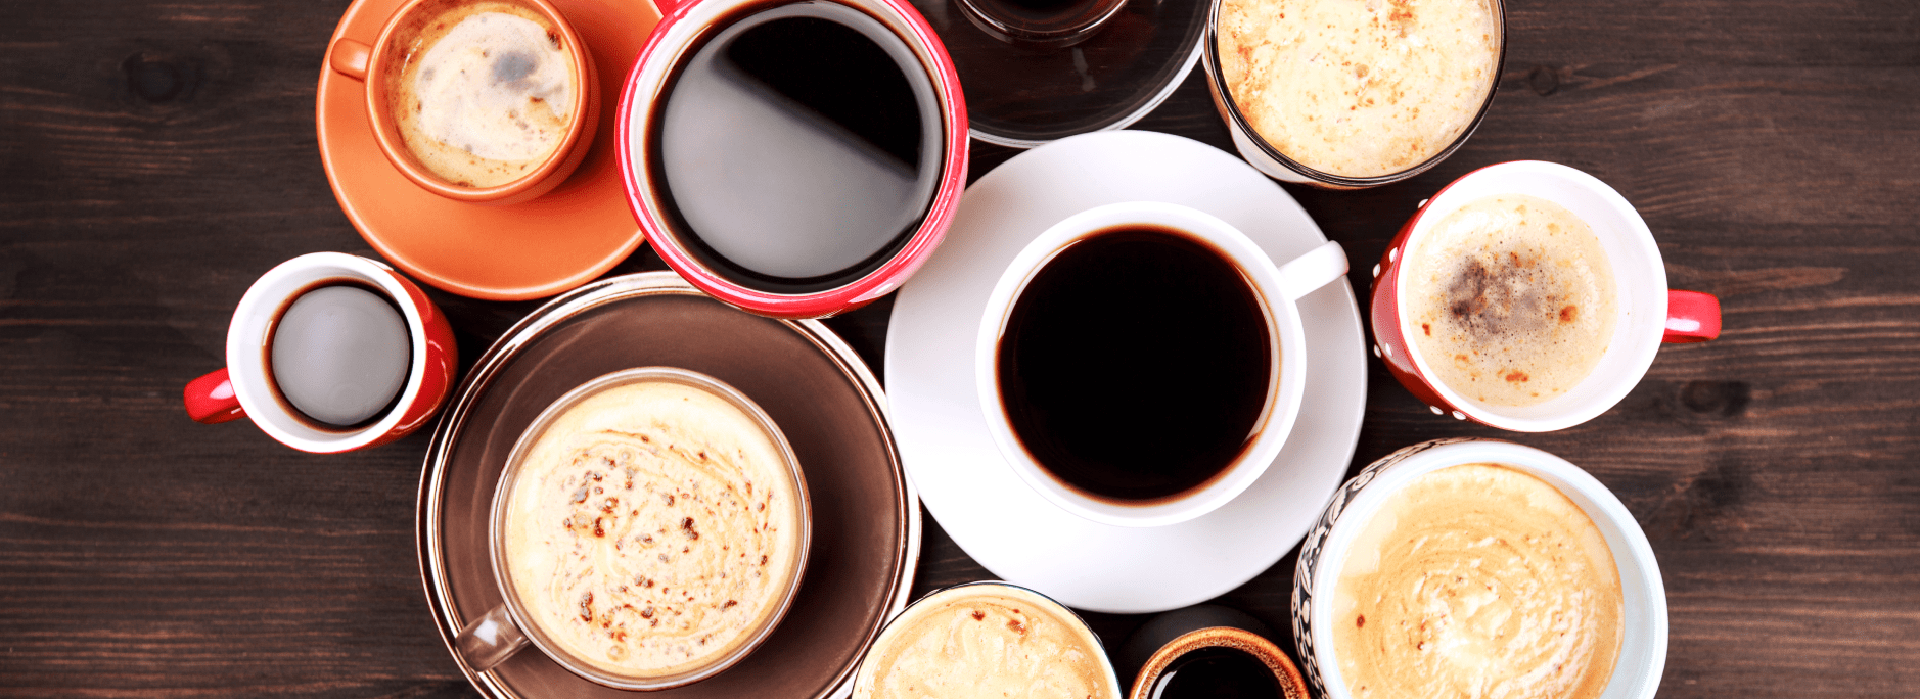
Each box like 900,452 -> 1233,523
619,0 -> 969,319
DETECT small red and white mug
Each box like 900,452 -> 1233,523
1369,161 -> 1721,431
183,252 -> 458,452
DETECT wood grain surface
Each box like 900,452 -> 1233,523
3,0 -> 1916,697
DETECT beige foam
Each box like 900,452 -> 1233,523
1216,0 -> 1499,178
389,1 -> 576,188
1332,463 -> 1623,699
855,585 -> 1117,699
1406,194 -> 1617,408
502,380 -> 801,679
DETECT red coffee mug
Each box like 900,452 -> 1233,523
616,0 -> 969,319
184,252 -> 458,452
1369,161 -> 1721,431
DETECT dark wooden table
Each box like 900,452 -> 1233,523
4,0 -> 1917,697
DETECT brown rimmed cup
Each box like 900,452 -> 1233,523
1129,626 -> 1310,699
453,366 -> 812,690
325,0 -> 600,205
1199,0 -> 1507,188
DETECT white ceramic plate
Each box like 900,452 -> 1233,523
885,130 -> 1367,614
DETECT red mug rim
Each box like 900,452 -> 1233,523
616,0 -> 969,319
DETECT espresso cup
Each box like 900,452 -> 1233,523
1201,0 -> 1507,188
976,201 -> 1348,528
1369,160 -> 1723,431
182,252 -> 458,453
453,367 -> 811,690
617,0 -> 969,319
852,581 -> 1122,699
1128,625 -> 1311,699
1291,438 -> 1668,699
325,0 -> 599,205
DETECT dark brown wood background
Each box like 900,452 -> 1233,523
3,0 -> 1916,697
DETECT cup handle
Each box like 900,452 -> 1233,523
455,604 -> 531,672
1663,289 -> 1721,343
328,38 -> 372,82
184,368 -> 247,424
1273,240 -> 1349,302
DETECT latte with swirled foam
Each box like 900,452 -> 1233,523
386,0 -> 578,188
501,378 -> 804,680
1332,463 -> 1623,699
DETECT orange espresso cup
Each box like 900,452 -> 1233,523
325,0 -> 599,205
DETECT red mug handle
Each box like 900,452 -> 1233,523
184,368 -> 247,424
1664,289 -> 1721,343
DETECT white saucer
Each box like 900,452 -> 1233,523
885,130 -> 1367,614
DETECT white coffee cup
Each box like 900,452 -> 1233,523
975,201 -> 1347,527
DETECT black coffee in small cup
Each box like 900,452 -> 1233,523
996,227 -> 1271,503
650,0 -> 942,293
264,280 -> 411,430
1148,646 -> 1285,699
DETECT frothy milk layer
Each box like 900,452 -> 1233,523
1217,0 -> 1498,178
391,1 -> 575,187
854,585 -> 1117,699
1332,463 -> 1623,699
1407,194 -> 1616,407
502,380 -> 802,679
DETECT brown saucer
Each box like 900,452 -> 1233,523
418,272 -> 919,698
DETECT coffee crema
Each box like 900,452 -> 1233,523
501,379 -> 803,679
996,226 -> 1272,504
389,0 -> 577,188
1406,194 -> 1617,407
854,585 -> 1117,699
651,1 -> 941,292
1216,0 -> 1499,178
1331,463 -> 1623,699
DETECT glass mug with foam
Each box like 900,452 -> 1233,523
617,0 -> 970,319
182,252 -> 458,453
325,0 -> 599,205
976,201 -> 1348,527
1368,161 -> 1722,431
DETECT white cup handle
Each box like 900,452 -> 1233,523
454,604 -> 530,672
1273,240 -> 1349,302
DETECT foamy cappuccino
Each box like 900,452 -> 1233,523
854,584 -> 1120,699
1406,194 -> 1617,407
1216,0 -> 1500,178
1332,463 -> 1623,699
387,0 -> 578,188
500,377 -> 805,680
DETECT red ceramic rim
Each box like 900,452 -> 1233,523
615,0 -> 968,319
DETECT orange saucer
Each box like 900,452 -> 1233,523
317,0 -> 660,300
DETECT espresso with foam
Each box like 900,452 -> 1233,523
1216,0 -> 1499,178
387,0 -> 578,188
1406,194 -> 1617,407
